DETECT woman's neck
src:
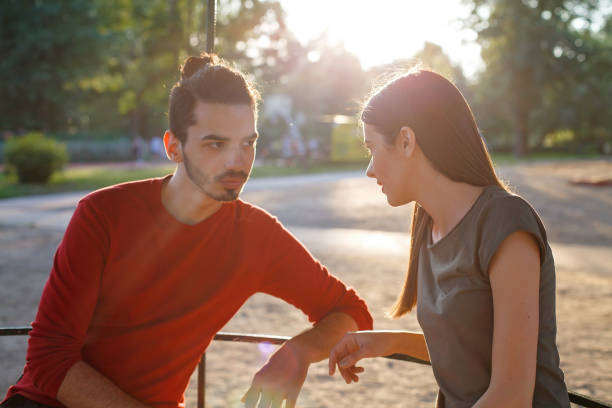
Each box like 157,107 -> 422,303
417,172 -> 484,244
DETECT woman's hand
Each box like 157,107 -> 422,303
328,331 -> 397,384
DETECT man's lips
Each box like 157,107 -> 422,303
219,178 -> 246,189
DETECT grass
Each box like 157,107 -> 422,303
490,151 -> 603,165
1,152 -> 606,199
0,161 -> 368,199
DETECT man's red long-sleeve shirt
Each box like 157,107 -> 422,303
4,176 -> 372,407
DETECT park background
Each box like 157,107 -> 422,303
0,0 -> 611,407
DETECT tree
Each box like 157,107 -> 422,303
1,0 -> 287,140
0,0 -> 109,131
464,0 -> 610,155
93,0 -> 288,140
366,42 -> 470,97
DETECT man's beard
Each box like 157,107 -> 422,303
183,152 -> 249,202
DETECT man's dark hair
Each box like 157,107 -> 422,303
168,53 -> 260,143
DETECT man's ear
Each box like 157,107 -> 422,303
398,126 -> 417,158
164,130 -> 183,163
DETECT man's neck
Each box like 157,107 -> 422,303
161,168 -> 223,225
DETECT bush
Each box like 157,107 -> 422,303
65,138 -> 133,162
4,132 -> 69,183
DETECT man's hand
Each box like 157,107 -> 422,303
242,340 -> 310,408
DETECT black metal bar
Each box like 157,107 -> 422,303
205,0 -> 216,53
569,391 -> 612,408
1,326 -> 610,407
0,326 -> 31,335
197,353 -> 205,408
384,352 -> 430,366
213,332 -> 289,345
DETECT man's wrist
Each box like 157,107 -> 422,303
284,336 -> 316,364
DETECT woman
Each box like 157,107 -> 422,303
328,70 -> 570,407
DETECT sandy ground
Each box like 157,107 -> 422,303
0,159 -> 610,407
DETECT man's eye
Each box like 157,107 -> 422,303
208,142 -> 224,149
245,140 -> 257,147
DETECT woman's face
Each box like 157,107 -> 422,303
363,123 -> 413,207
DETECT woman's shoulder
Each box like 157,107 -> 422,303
475,185 -> 550,272
478,185 -> 541,224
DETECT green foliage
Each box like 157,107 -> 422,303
543,129 -> 575,149
0,0 -> 286,138
464,0 -> 612,156
0,0 -> 109,131
369,42 -> 469,91
2,0 -> 608,161
65,139 -> 133,163
4,132 -> 69,184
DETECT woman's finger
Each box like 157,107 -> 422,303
329,335 -> 357,375
338,347 -> 367,369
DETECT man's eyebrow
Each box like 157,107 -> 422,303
200,134 -> 229,141
199,133 -> 258,141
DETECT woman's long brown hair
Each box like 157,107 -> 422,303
361,70 -> 507,318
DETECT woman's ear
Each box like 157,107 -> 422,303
399,126 -> 417,158
164,130 -> 183,163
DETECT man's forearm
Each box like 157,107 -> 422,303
57,361 -> 149,408
286,312 -> 359,363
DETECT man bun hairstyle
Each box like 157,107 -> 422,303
169,52 -> 260,143
180,53 -> 219,79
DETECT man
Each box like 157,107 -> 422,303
1,53 -> 372,408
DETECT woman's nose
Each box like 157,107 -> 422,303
365,157 -> 375,178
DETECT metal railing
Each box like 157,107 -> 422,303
1,327 -> 610,408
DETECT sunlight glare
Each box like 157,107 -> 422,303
282,0 -> 483,76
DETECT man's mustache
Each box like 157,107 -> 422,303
214,171 -> 249,182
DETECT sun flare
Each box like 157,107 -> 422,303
282,0 -> 482,76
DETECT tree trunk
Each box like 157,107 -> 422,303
514,109 -> 529,157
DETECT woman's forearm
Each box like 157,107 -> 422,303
384,331 -> 430,362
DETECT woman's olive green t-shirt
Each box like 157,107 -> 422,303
416,186 -> 570,408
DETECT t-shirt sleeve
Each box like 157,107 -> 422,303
477,195 -> 548,279
257,218 -> 373,331
25,197 -> 110,397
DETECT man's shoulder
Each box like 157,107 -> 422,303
234,199 -> 280,225
80,176 -> 167,210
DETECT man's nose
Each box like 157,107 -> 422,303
365,157 -> 375,178
225,146 -> 247,170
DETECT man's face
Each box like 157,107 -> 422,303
180,102 -> 257,201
